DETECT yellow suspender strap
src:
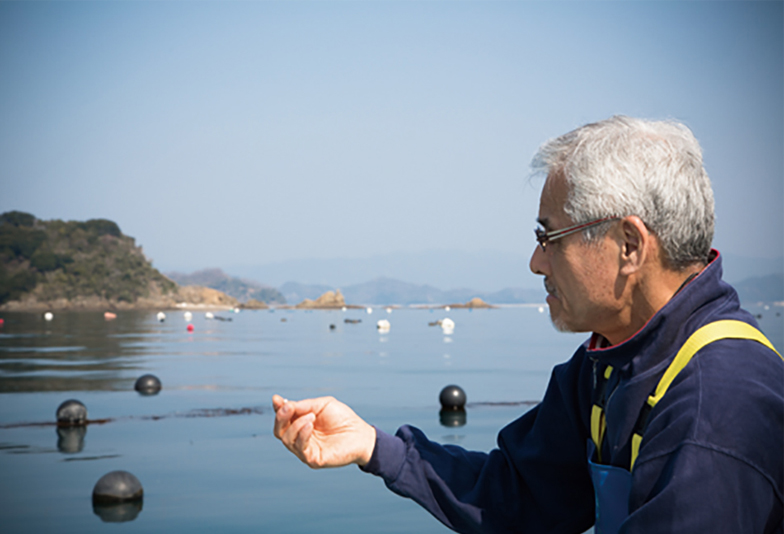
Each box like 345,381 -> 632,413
590,365 -> 614,462
629,320 -> 782,470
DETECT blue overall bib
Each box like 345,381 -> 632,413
588,320 -> 781,534
587,440 -> 631,534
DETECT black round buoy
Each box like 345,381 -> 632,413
56,399 -> 87,427
56,426 -> 86,453
329,324 -> 336,330
134,374 -> 162,395
439,385 -> 467,411
439,409 -> 467,428
93,471 -> 144,504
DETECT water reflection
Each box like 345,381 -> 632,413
56,426 -> 86,453
439,409 -> 467,427
0,311 -> 163,392
92,501 -> 143,523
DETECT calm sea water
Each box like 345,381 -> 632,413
0,303 -> 781,533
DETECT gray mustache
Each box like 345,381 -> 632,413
544,279 -> 557,297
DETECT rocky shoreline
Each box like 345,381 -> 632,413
286,289 -> 360,310
443,297 -> 495,309
0,285 -> 240,312
0,284 -> 500,313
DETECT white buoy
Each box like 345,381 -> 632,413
386,308 -> 392,314
341,306 -> 347,312
377,319 -> 390,333
440,317 -> 455,335
366,307 -> 373,314
184,311 -> 193,321
538,306 -> 545,313
156,312 -> 166,322
233,308 -> 240,314
205,312 -> 214,319
445,306 -> 451,312
44,312 -> 54,321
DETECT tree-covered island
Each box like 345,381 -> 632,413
0,211 -> 238,311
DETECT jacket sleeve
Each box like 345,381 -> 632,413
361,350 -> 596,534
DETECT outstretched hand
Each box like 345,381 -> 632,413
272,394 -> 376,469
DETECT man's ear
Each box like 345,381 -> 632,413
618,216 -> 649,276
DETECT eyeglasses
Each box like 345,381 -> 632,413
535,216 -> 620,251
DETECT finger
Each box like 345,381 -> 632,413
273,401 -> 295,439
274,399 -> 318,440
274,397 -> 324,433
284,396 -> 334,418
272,394 -> 287,412
282,412 -> 316,456
293,413 -> 316,453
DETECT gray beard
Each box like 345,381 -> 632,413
544,278 -> 572,332
549,310 -> 571,332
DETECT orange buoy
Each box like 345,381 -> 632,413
187,324 -> 194,333
104,312 -> 117,321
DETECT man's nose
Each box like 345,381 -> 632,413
530,244 -> 548,276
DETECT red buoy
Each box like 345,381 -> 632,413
187,324 -> 194,333
0,318 -> 4,327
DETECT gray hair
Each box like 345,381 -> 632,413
531,115 -> 714,270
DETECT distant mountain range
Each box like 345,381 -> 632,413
280,278 -> 544,306
227,250 -> 781,291
228,249 -> 542,291
166,268 -> 286,304
158,271 -> 543,306
733,274 -> 784,304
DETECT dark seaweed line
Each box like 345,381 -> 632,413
0,405 -> 266,429
466,400 -> 540,407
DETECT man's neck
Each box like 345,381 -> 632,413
602,264 -> 705,346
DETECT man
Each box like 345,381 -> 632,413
273,116 -> 783,533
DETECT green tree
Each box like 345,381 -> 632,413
0,226 -> 47,259
80,219 -> 121,237
0,211 -> 36,227
0,265 -> 38,304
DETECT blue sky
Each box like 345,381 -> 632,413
1,1 -> 782,280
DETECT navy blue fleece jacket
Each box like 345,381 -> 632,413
362,252 -> 783,533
